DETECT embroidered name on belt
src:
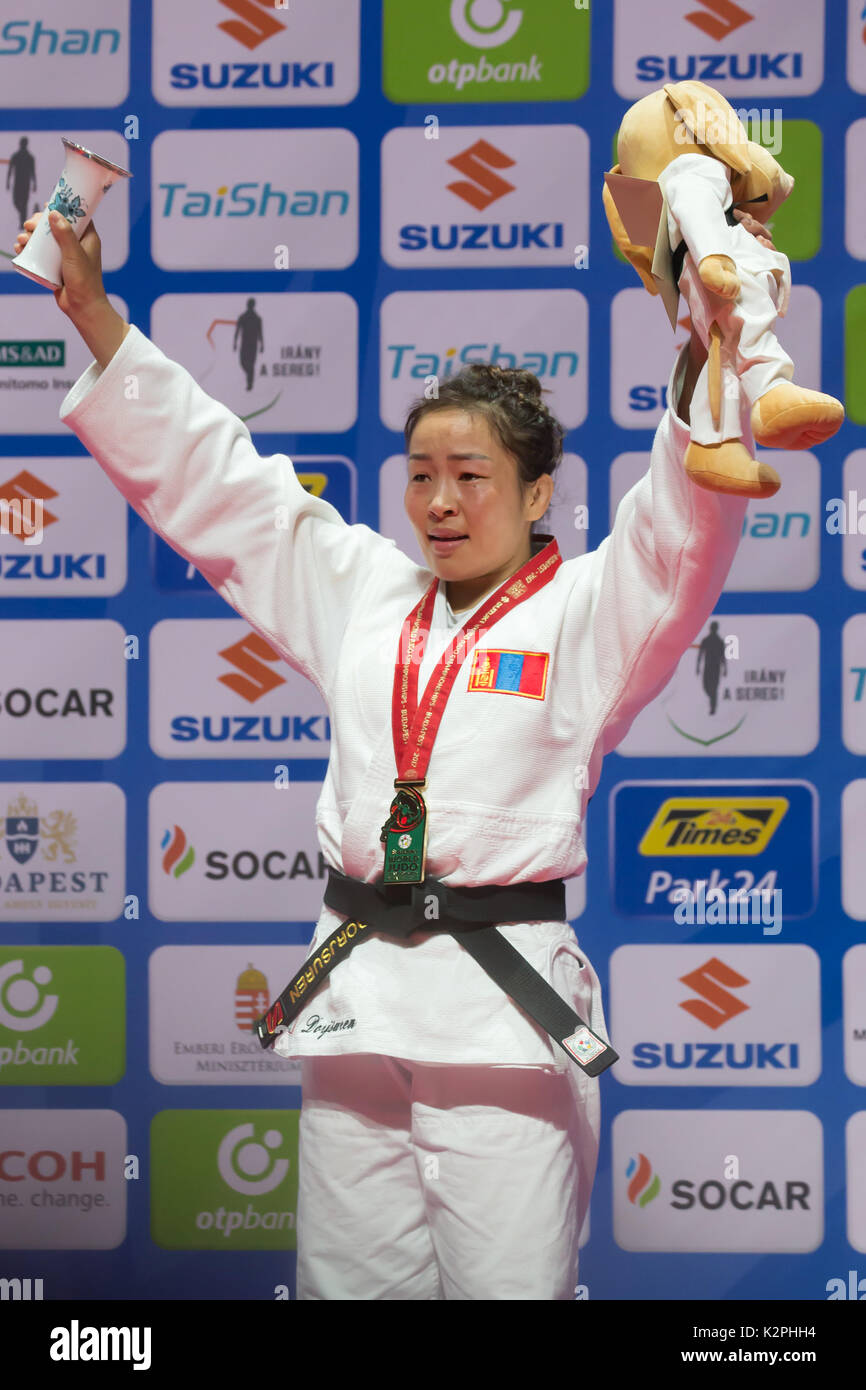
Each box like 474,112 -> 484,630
467,648 -> 549,699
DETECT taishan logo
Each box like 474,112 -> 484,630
218,0 -> 288,51
639,797 -> 788,856
685,0 -> 754,40
678,957 -> 750,1029
446,139 -> 516,211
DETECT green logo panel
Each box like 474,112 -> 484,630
0,946 -> 124,1085
758,120 -> 822,262
383,0 -> 590,104
151,1110 -> 300,1250
846,286 -> 866,426
610,119 -> 822,267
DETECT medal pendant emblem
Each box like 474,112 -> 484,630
380,780 -> 428,884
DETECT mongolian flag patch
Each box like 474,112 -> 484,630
466,648 -> 549,699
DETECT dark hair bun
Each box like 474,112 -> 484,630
403,360 -> 564,495
462,363 -> 544,403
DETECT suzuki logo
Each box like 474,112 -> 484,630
678,956 -> 750,1029
217,633 -> 287,703
685,0 -> 754,41
0,470 -> 58,541
446,139 -> 516,211
218,0 -> 288,51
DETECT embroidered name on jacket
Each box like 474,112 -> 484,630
466,648 -> 549,699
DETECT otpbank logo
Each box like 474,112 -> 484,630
0,948 -> 124,1086
613,0 -> 824,97
152,0 -> 359,105
0,4 -> 129,108
382,0 -> 589,103
381,126 -> 589,267
150,1110 -> 299,1248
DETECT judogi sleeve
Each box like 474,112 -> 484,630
58,323 -> 396,695
658,152 -> 735,266
574,350 -> 748,764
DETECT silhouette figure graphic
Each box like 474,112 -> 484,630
696,621 -> 726,716
7,137 -> 37,230
233,299 -> 264,392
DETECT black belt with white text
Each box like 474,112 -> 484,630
253,866 -> 619,1078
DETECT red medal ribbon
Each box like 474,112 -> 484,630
390,534 -> 563,781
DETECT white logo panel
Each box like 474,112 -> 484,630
0,2 -> 130,107
846,119 -> 866,257
615,614 -> 819,757
380,290 -> 587,432
847,1112 -> 866,1252
0,294 -> 128,433
1,130 -> 130,273
151,129 -> 358,270
610,451 -> 819,592
381,124 -> 589,267
843,615 -> 866,754
0,621 -> 126,759
841,451 -> 866,590
613,0 -> 824,98
150,293 -> 357,432
0,1109 -> 127,1248
611,287 -> 823,431
0,782 -> 125,923
149,781 -> 325,922
842,780 -> 866,921
149,619 -> 330,760
848,0 -> 866,92
610,944 -> 820,1086
152,0 -> 359,105
0,458 -> 127,595
843,947 -> 866,1086
149,945 -> 310,1084
613,1108 -> 823,1252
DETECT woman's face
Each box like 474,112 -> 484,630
404,408 -> 549,584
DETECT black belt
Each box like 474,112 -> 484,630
253,866 -> 618,1078
671,193 -> 769,286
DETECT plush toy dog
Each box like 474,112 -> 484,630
604,80 -> 843,499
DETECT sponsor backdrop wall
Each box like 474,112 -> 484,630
0,0 -> 864,1302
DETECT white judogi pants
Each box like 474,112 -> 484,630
681,260 -> 795,446
296,1053 -> 586,1300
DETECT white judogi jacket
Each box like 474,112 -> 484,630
658,153 -> 794,446
59,324 -> 747,1219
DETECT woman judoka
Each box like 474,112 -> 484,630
14,206 -> 773,1300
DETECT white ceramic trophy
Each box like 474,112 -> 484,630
11,137 -> 131,290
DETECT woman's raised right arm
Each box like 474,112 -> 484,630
13,211 -> 407,696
